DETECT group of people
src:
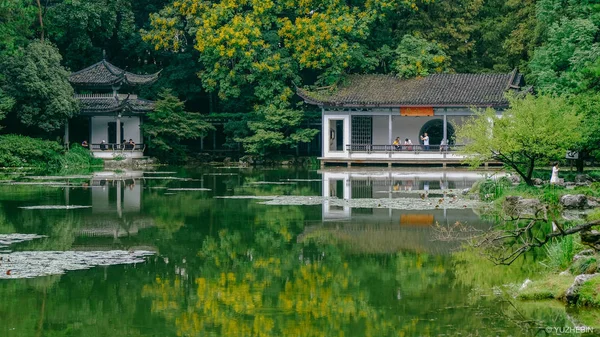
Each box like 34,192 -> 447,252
393,137 -> 414,151
81,139 -> 136,150
391,133 -> 451,152
392,133 -> 430,151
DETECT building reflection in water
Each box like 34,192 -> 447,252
67,172 -> 155,249
317,170 -> 497,254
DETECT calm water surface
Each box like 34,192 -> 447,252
0,168 -> 592,336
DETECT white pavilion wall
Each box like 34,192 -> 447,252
122,116 -> 141,143
91,116 -> 112,143
392,116 -> 437,144
90,116 -> 141,144
372,116 -> 389,144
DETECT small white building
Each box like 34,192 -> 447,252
298,70 -> 528,167
68,58 -> 160,158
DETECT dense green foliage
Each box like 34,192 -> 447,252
0,41 -> 78,133
143,89 -> 214,163
0,135 -> 101,169
457,95 -> 582,185
0,0 -> 598,158
0,134 -> 63,167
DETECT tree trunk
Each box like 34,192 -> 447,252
576,156 -> 584,173
525,158 -> 535,185
35,0 -> 44,42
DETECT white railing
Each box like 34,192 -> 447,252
74,93 -> 138,99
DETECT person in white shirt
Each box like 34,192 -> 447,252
420,133 -> 429,150
550,162 -> 559,184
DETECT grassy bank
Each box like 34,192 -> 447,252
473,171 -> 600,309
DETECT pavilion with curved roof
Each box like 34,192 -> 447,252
67,57 -> 161,158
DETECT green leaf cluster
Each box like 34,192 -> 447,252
0,41 -> 78,132
0,134 -> 64,167
456,94 -> 582,185
143,89 -> 214,163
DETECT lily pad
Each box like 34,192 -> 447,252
0,234 -> 47,248
0,250 -> 154,279
167,188 -> 211,191
248,181 -> 296,185
25,175 -> 92,180
214,195 -> 279,200
1,181 -> 71,186
254,195 -> 479,210
280,179 -> 322,182
143,172 -> 177,174
19,205 -> 92,210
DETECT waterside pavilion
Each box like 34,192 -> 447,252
68,58 -> 160,158
297,70 -> 529,167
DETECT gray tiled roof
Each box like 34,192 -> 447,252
69,60 -> 160,87
298,70 -> 525,108
76,95 -> 154,115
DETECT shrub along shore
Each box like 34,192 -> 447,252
0,135 -> 102,171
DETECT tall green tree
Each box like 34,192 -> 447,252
143,89 -> 214,163
0,41 -> 78,133
528,0 -> 600,93
142,0 -> 419,156
0,0 -> 36,55
470,0 -> 538,72
456,95 -> 582,185
392,34 -> 450,78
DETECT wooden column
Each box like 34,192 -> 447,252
116,115 -> 121,147
64,119 -> 69,149
388,114 -> 393,145
443,113 -> 447,144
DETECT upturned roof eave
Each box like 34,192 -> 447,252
69,60 -> 161,87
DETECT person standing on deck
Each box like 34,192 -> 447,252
420,133 -> 429,151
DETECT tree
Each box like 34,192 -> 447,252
0,89 -> 14,126
456,94 -> 582,185
392,34 -> 450,78
470,0 -> 538,72
528,0 -> 600,94
143,89 -> 214,163
398,0 -> 485,73
239,105 -> 318,157
141,0 -> 416,156
0,40 -> 78,133
0,0 -> 36,55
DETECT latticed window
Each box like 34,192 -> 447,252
351,116 -> 372,144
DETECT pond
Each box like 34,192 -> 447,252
0,167 -> 595,336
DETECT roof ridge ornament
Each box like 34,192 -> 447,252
102,49 -> 106,60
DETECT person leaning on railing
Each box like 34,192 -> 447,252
404,138 -> 413,151
440,139 -> 448,152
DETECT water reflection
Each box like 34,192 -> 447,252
318,170 -> 493,254
76,172 -> 152,239
0,168 -> 596,336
